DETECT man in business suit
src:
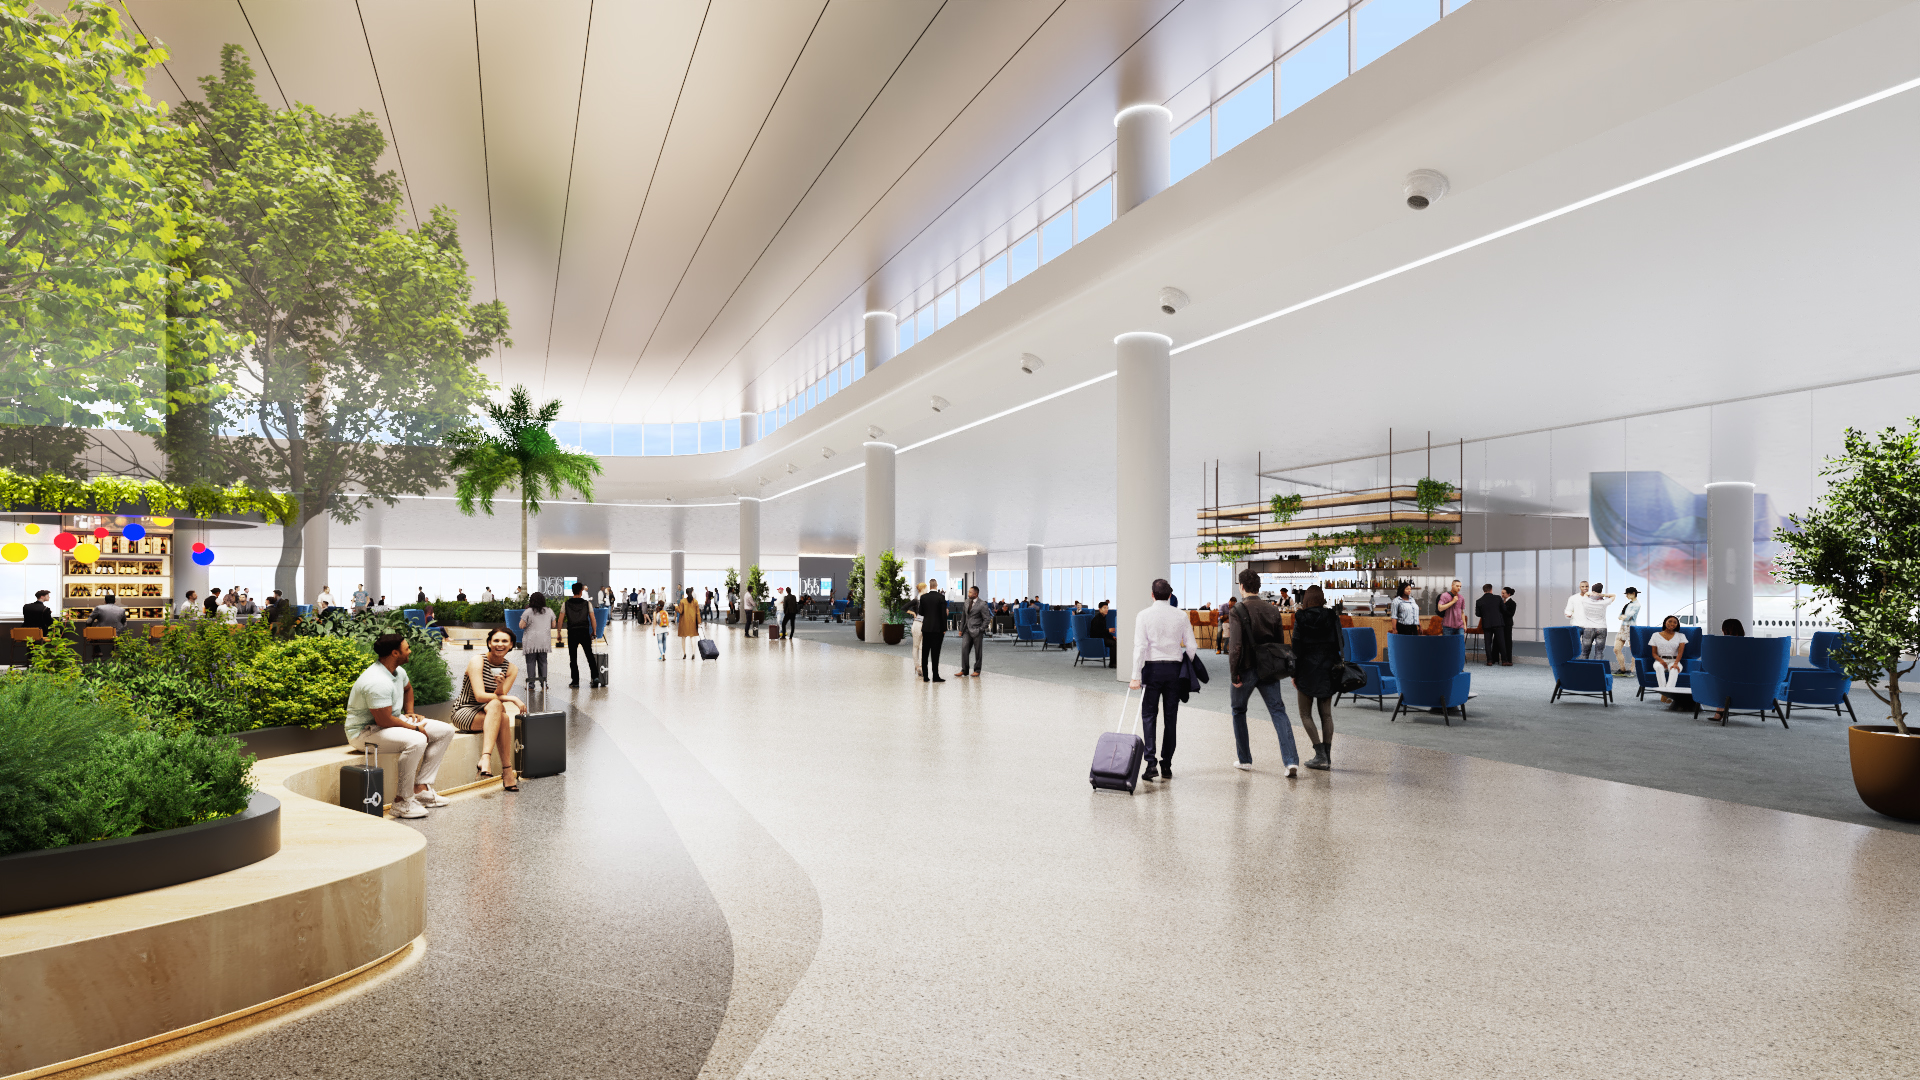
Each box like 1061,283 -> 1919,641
1500,588 -> 1518,666
956,585 -> 989,677
23,589 -> 53,630
1474,583 -> 1506,666
917,578 -> 947,682
1092,600 -> 1116,668
89,592 -> 128,628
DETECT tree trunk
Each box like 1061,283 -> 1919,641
1890,658 -> 1908,735
520,498 -> 529,597
274,497 -> 305,599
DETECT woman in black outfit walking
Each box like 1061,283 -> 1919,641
1291,584 -> 1342,770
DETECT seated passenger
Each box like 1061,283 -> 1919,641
453,628 -> 525,791
347,633 -> 457,818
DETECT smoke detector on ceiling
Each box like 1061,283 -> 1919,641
1020,353 -> 1044,375
1403,169 -> 1449,209
821,447 -> 835,460
1159,287 -> 1190,315
929,395 -> 949,413
867,424 -> 885,439
787,463 -> 799,474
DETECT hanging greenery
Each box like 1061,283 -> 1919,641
1198,534 -> 1259,562
0,466 -> 296,522
1270,492 -> 1304,525
1415,477 -> 1457,517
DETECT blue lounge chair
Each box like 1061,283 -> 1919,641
1015,607 -> 1046,646
1692,635 -> 1792,727
1545,625 -> 1614,706
1335,627 -> 1398,710
503,607 -> 523,646
1072,613 -> 1110,666
1041,609 -> 1070,650
1629,624 -> 1702,701
1782,668 -> 1856,722
1809,631 -> 1848,673
1387,633 -> 1471,724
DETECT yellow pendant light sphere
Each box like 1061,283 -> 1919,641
23,523 -> 40,535
150,517 -> 174,527
1,542 -> 26,563
73,542 -> 101,564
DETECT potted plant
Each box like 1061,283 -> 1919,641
724,567 -> 740,623
848,555 -> 866,640
875,550 -> 910,645
1774,420 -> 1920,820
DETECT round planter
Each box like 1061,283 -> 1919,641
0,791 -> 281,916
882,622 -> 905,645
1849,724 -> 1920,821
855,620 -> 865,642
235,721 -> 346,759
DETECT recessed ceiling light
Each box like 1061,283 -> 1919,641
929,395 -> 949,413
1020,353 -> 1044,375
867,424 -> 885,439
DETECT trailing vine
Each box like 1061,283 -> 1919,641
1198,534 -> 1259,562
1414,476 -> 1456,517
1269,492 -> 1304,525
0,468 -> 298,524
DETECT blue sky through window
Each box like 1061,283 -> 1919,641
1356,0 -> 1437,69
1280,19 -> 1348,116
1170,119 -> 1208,183
1215,70 -> 1272,155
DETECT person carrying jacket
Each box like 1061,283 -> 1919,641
916,578 -> 947,683
956,585 -> 989,677
1228,567 -> 1302,776
1129,578 -> 1198,782
563,582 -> 603,688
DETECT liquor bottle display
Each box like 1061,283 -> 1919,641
60,515 -> 176,621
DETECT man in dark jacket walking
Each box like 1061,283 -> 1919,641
780,590 -> 799,640
564,582 -> 603,688
1474,583 -> 1507,666
917,578 -> 947,683
1228,567 -> 1303,775
955,585 -> 988,677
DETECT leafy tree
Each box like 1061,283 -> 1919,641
0,0 -> 234,434
874,550 -> 911,624
167,47 -> 507,596
846,555 -> 863,610
1774,420 -> 1920,733
446,384 -> 600,595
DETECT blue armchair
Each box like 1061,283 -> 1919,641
1809,631 -> 1847,673
402,607 -> 424,628
1388,633 -> 1471,724
1015,607 -> 1045,645
1691,635 -> 1792,727
1782,668 -> 1856,722
1072,613 -> 1110,666
1629,625 -> 1701,701
1545,625 -> 1614,706
1042,608 -> 1070,650
1335,627 -> 1398,710
503,607 -> 523,646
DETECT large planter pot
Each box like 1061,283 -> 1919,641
0,791 -> 281,916
235,721 -> 346,759
1850,724 -> 1920,820
855,620 -> 865,641
882,622 -> 905,645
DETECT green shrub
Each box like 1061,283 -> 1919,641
241,637 -> 373,730
436,599 -> 470,624
110,665 -> 252,736
404,644 -> 454,706
0,673 -> 255,855
465,600 -> 505,624
295,608 -> 453,706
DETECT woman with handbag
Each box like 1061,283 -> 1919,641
1291,585 -> 1343,770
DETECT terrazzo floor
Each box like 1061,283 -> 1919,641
124,620 -> 1920,1079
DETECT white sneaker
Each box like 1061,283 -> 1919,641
390,798 -> 428,819
1234,761 -> 1252,771
1286,763 -> 1299,778
415,788 -> 449,807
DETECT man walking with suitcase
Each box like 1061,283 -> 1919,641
956,585 -> 989,677
564,583 -> 603,688
917,578 -> 947,682
1129,578 -> 1197,782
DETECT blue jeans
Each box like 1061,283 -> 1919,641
1231,678 -> 1299,768
1441,626 -> 1463,636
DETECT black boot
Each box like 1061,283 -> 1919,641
1305,741 -> 1330,770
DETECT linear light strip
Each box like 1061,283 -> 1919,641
1169,72 -> 1920,356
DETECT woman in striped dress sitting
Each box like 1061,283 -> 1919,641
453,629 -> 526,791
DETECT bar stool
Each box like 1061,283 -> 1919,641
149,623 -> 168,640
81,626 -> 117,661
9,626 -> 44,668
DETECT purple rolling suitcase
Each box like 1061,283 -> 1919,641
1090,689 -> 1144,794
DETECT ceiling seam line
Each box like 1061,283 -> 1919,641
471,0 -> 501,380
725,0 -> 1191,402
232,1 -> 290,110
541,0 -> 597,390
671,0 -> 952,408
614,0 -> 834,418
581,0 -> 714,380
352,0 -> 419,227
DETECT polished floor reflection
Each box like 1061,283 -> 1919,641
124,623 -> 1920,1079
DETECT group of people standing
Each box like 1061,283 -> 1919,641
910,579 -> 992,681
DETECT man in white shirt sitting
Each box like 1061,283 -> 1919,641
1128,578 -> 1198,783
345,633 -> 455,819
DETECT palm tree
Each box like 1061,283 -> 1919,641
446,385 -> 601,596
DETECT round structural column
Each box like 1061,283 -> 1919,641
864,312 -> 898,373
362,545 -> 381,607
1114,104 -> 1171,214
912,557 -> 927,591
1706,482 -> 1755,635
738,497 -> 761,600
1027,544 -> 1044,602
863,441 -> 897,636
670,549 -> 685,601
1114,332 -> 1172,680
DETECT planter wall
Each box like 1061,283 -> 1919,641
1849,724 -> 1920,821
236,721 -> 346,759
0,792 -> 281,917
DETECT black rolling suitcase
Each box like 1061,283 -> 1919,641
516,710 -> 567,778
340,744 -> 386,815
1089,689 -> 1145,794
698,638 -> 719,660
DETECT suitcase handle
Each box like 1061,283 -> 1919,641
1114,686 -> 1139,738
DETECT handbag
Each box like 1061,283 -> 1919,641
1333,624 -> 1368,694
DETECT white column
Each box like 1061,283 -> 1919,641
739,386 -> 759,448
1114,104 -> 1172,214
1115,332 -> 1172,680
738,497 -> 761,600
863,441 -> 896,634
363,544 -> 381,606
864,311 -> 898,373
302,512 -> 329,605
670,549 -> 685,601
1706,482 -> 1755,635
171,525 -> 207,610
1027,544 -> 1043,602
912,557 -> 927,590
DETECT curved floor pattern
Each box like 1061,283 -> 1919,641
131,711 -> 740,1080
